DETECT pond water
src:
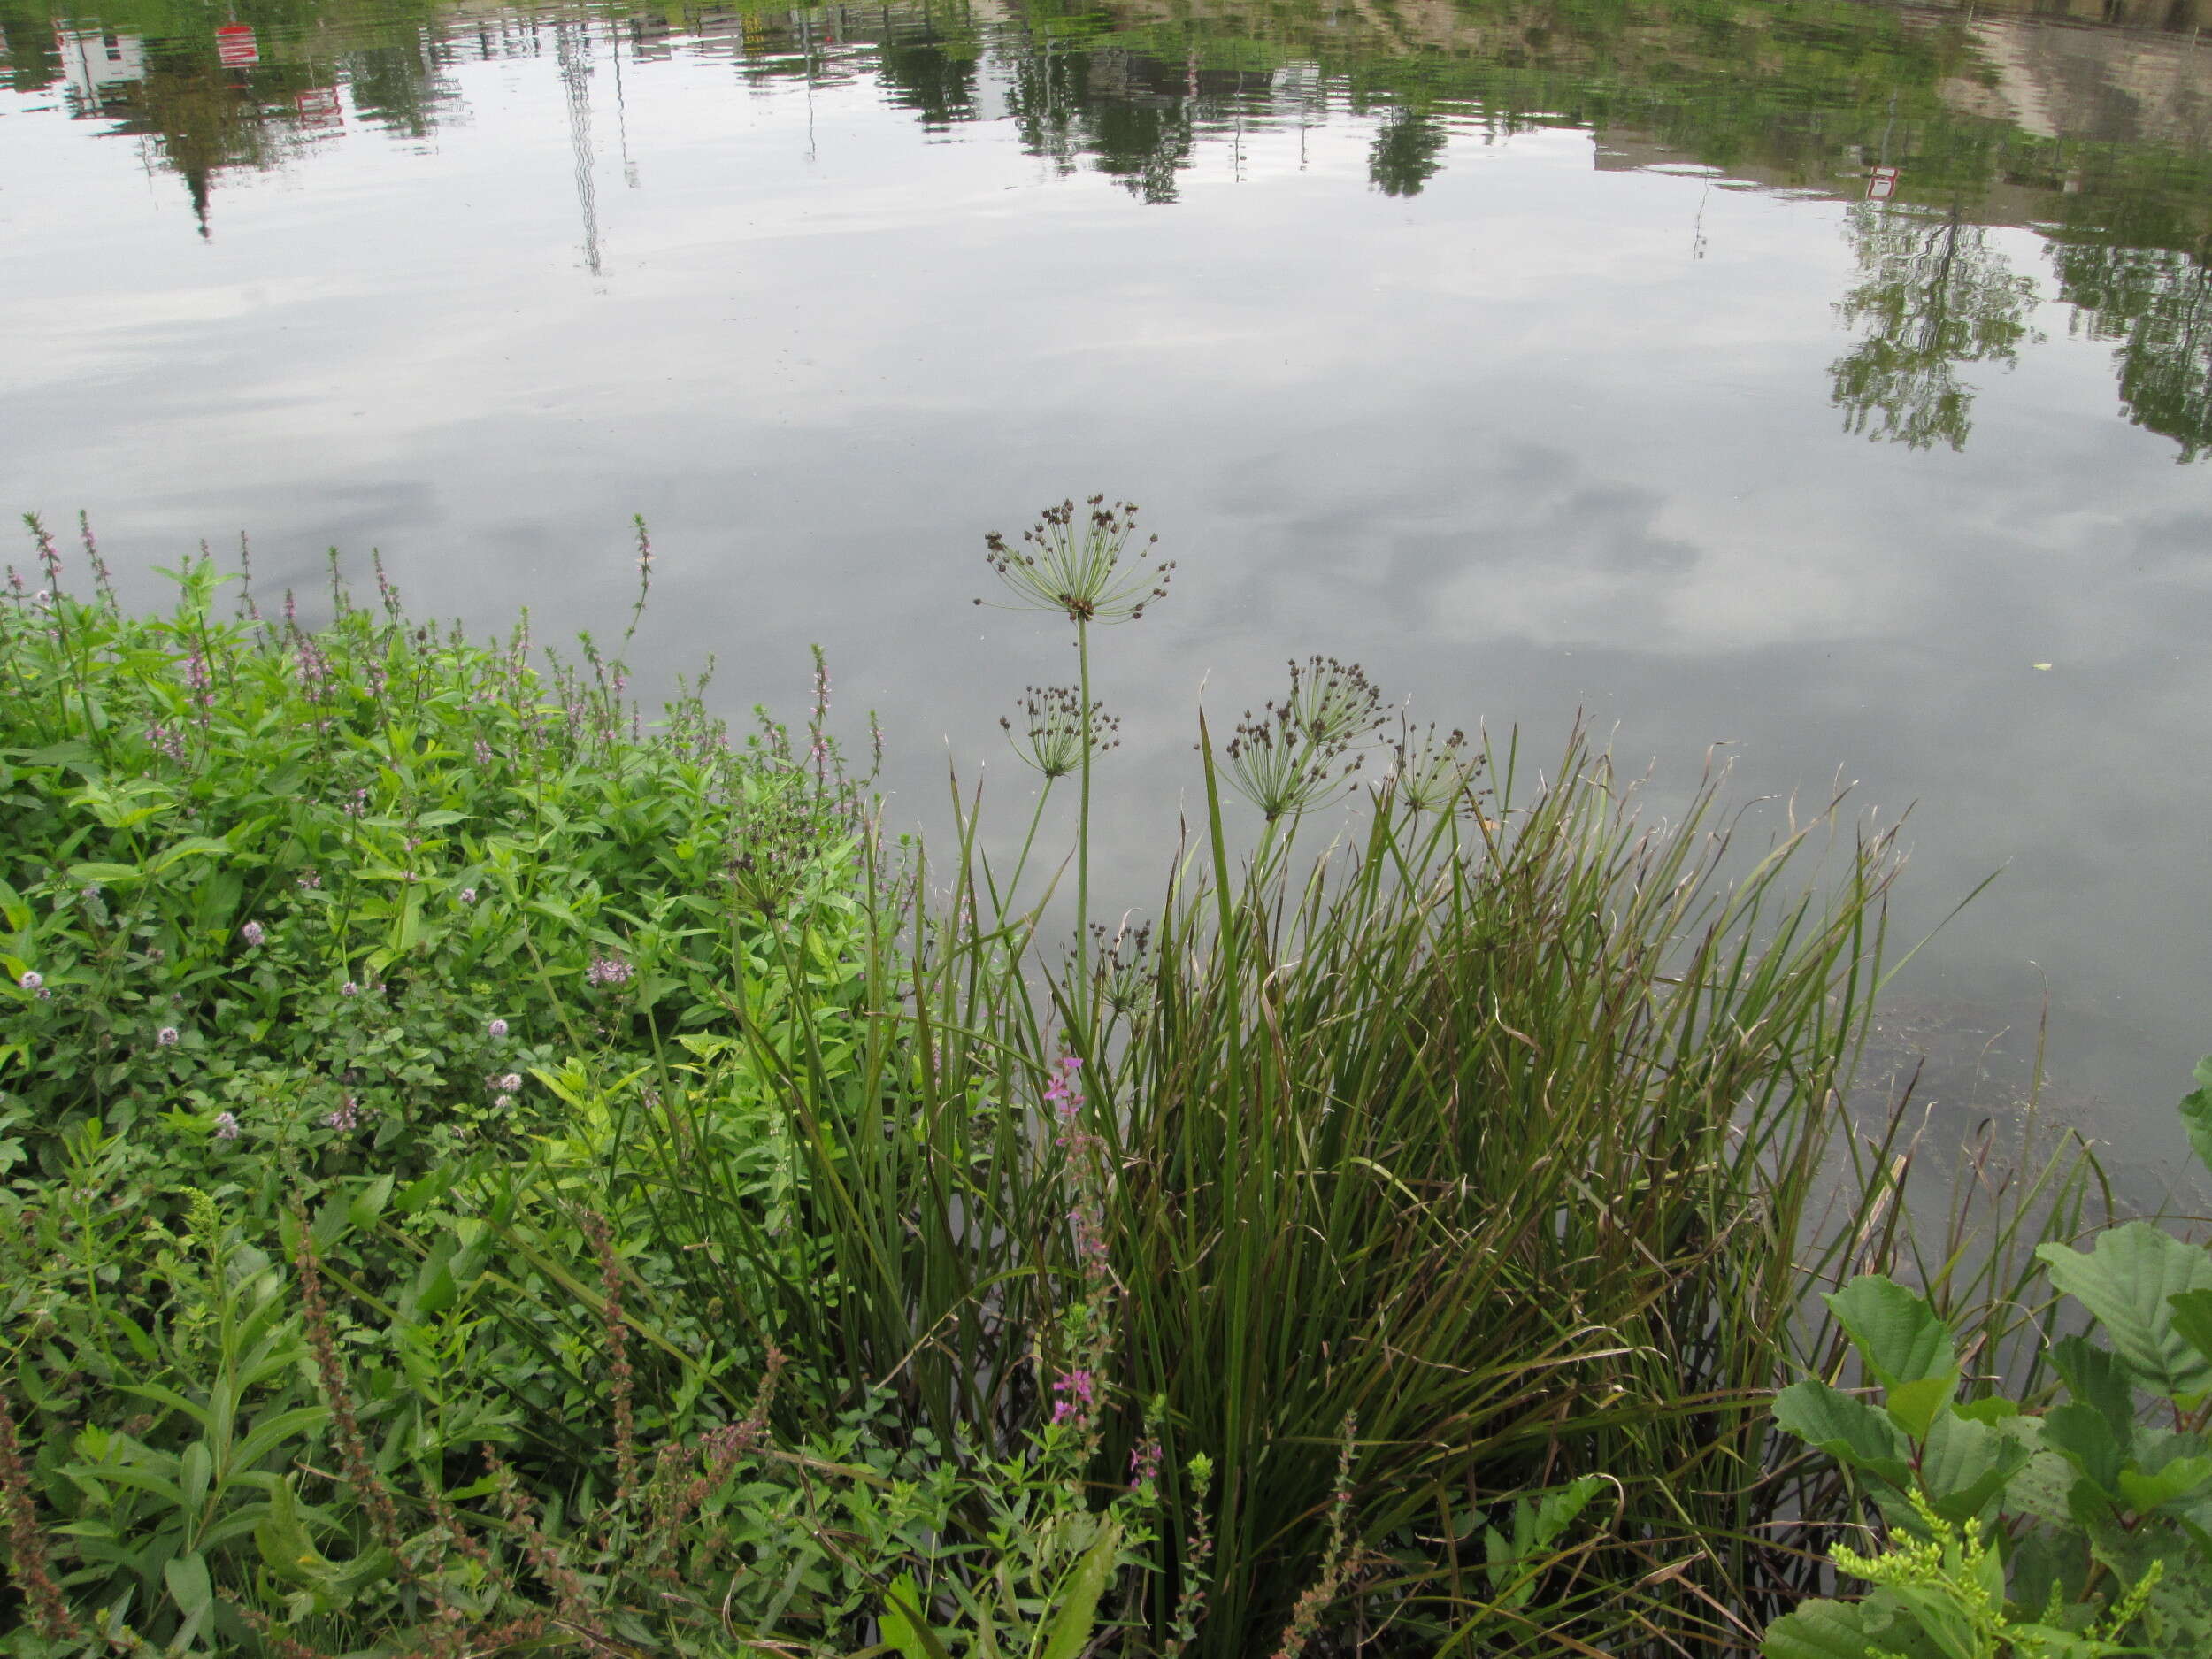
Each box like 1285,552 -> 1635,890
4,0 -> 2209,1183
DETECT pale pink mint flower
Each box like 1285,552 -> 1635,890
18,972 -> 42,992
325,1096 -> 360,1131
240,921 -> 264,946
586,955 -> 632,987
497,1073 -> 522,1093
488,1018 -> 509,1039
157,1026 -> 180,1047
212,1111 -> 241,1141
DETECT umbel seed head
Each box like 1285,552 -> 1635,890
980,498 -> 1174,625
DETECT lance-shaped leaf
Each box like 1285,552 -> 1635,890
2038,1223 -> 2212,1403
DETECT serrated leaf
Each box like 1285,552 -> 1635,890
1919,1407 -> 2029,1522
1041,1514 -> 1121,1659
2117,1455 -> 2212,1512
1774,1380 -> 1913,1487
1763,1596 -> 1886,1659
2038,1223 -> 2212,1402
2049,1335 -> 2137,1444
2041,1403 -> 2126,1498
2170,1289 -> 2212,1372
1826,1278 -> 1959,1433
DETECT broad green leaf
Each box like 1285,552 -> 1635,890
1773,1380 -> 1913,1487
2040,1403 -> 2126,1499
164,1551 -> 213,1623
348,1173 -> 395,1233
2049,1334 -> 2137,1444
1763,1597 -> 1887,1659
2038,1223 -> 2212,1402
2117,1455 -> 2212,1512
2170,1289 -> 2212,1372
1041,1515 -> 1121,1659
1918,1407 -> 2028,1522
1825,1278 -> 1958,1435
2181,1056 -> 2212,1174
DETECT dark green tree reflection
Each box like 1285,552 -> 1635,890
1829,202 -> 2041,452
1369,106 -> 1448,197
2053,238 -> 2212,462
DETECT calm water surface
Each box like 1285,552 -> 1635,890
4,0 -> 2210,1179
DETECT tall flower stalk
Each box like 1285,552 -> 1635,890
981,497 -> 1172,1021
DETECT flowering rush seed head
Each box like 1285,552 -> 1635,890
980,497 -> 1175,625
1004,686 -> 1119,780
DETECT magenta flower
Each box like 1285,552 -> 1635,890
1050,1369 -> 1096,1425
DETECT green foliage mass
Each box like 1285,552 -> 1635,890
1764,1056 -> 2212,1659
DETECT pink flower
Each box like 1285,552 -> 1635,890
240,921 -> 265,946
1050,1369 -> 1096,1425
157,1025 -> 180,1047
213,1111 -> 241,1141
586,955 -> 633,987
488,1018 -> 509,1039
17,972 -> 41,992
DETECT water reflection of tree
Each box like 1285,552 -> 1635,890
1828,201 -> 2041,452
874,4 -> 981,129
1369,105 -> 1448,197
2051,237 -> 2212,461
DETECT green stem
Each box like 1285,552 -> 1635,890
1075,617 -> 1093,1034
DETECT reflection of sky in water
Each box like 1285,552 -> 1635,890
3,4 -> 2210,1186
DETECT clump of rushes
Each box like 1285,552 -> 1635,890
982,497 -> 1173,1022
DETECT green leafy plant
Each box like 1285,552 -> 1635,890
1766,1056 -> 2212,1657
